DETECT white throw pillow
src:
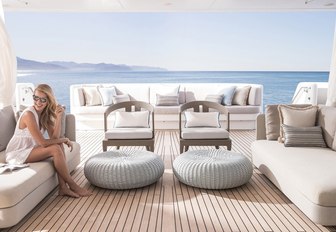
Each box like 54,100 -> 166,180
156,85 -> 180,95
184,112 -> 220,128
98,86 -> 117,106
114,111 -> 150,128
83,86 -> 101,106
112,94 -> 130,104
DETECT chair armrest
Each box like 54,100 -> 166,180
256,113 -> 266,140
65,114 -> 76,142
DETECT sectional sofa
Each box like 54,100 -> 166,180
251,104 -> 336,225
70,83 -> 263,130
0,106 -> 80,228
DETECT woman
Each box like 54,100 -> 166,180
6,84 -> 91,198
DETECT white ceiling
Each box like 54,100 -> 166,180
2,0 -> 336,12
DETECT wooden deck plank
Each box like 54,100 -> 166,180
2,129 -> 336,232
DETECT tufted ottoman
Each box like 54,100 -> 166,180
173,149 -> 253,189
84,150 -> 164,189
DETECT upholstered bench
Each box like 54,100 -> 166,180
173,149 -> 253,189
84,150 -> 164,189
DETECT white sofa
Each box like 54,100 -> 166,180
70,83 -> 263,130
0,106 -> 80,228
251,105 -> 336,225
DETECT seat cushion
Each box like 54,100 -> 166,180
0,143 -> 80,208
105,128 -> 153,139
181,128 -> 229,139
154,106 -> 180,114
252,140 -> 336,206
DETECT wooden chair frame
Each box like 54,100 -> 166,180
179,100 -> 232,153
102,101 -> 155,152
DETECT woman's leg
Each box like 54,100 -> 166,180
26,145 -> 91,197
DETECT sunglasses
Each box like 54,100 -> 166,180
33,95 -> 48,103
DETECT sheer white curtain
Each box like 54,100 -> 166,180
327,25 -> 336,107
0,4 -> 17,108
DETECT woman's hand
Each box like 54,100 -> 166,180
63,138 -> 73,152
56,104 -> 65,119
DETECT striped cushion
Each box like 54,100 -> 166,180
156,94 -> 179,106
205,94 -> 223,104
282,124 -> 327,147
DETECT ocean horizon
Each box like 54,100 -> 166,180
17,70 -> 329,112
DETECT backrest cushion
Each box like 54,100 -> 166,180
218,86 -> 236,106
98,86 -> 117,106
184,112 -> 220,128
114,111 -> 149,128
278,105 -> 318,142
248,86 -> 262,106
0,106 -> 16,152
82,86 -> 102,106
317,105 -> 336,150
232,86 -> 251,106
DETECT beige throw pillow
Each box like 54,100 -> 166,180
83,86 -> 102,106
232,86 -> 251,106
278,105 -> 318,142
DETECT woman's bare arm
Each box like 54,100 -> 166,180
20,111 -> 68,147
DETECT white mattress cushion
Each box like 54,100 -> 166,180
252,140 -> 336,206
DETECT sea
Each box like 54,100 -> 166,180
17,70 -> 329,112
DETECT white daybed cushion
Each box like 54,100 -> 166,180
105,128 -> 152,139
252,140 -> 336,207
181,128 -> 229,139
0,143 -> 80,208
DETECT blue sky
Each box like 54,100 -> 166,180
4,11 -> 336,71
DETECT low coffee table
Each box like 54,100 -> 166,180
84,150 -> 164,189
173,149 -> 253,189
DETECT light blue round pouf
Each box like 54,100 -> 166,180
84,150 -> 164,189
173,149 -> 253,189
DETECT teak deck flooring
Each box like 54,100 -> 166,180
2,130 -> 336,232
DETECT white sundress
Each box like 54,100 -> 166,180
5,106 -> 44,165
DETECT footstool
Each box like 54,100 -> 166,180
84,150 -> 164,189
173,149 -> 253,189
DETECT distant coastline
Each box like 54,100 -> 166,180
16,57 -> 167,72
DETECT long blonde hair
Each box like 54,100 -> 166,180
34,84 -> 57,130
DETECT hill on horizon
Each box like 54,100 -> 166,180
17,57 -> 167,72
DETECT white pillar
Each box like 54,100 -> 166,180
326,24 -> 336,107
0,1 -> 17,108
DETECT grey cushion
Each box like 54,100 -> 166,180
232,86 -> 251,106
0,106 -> 16,152
317,105 -> 336,150
282,124 -> 326,147
156,94 -> 179,106
173,149 -> 252,189
181,128 -> 229,139
84,150 -> 164,189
